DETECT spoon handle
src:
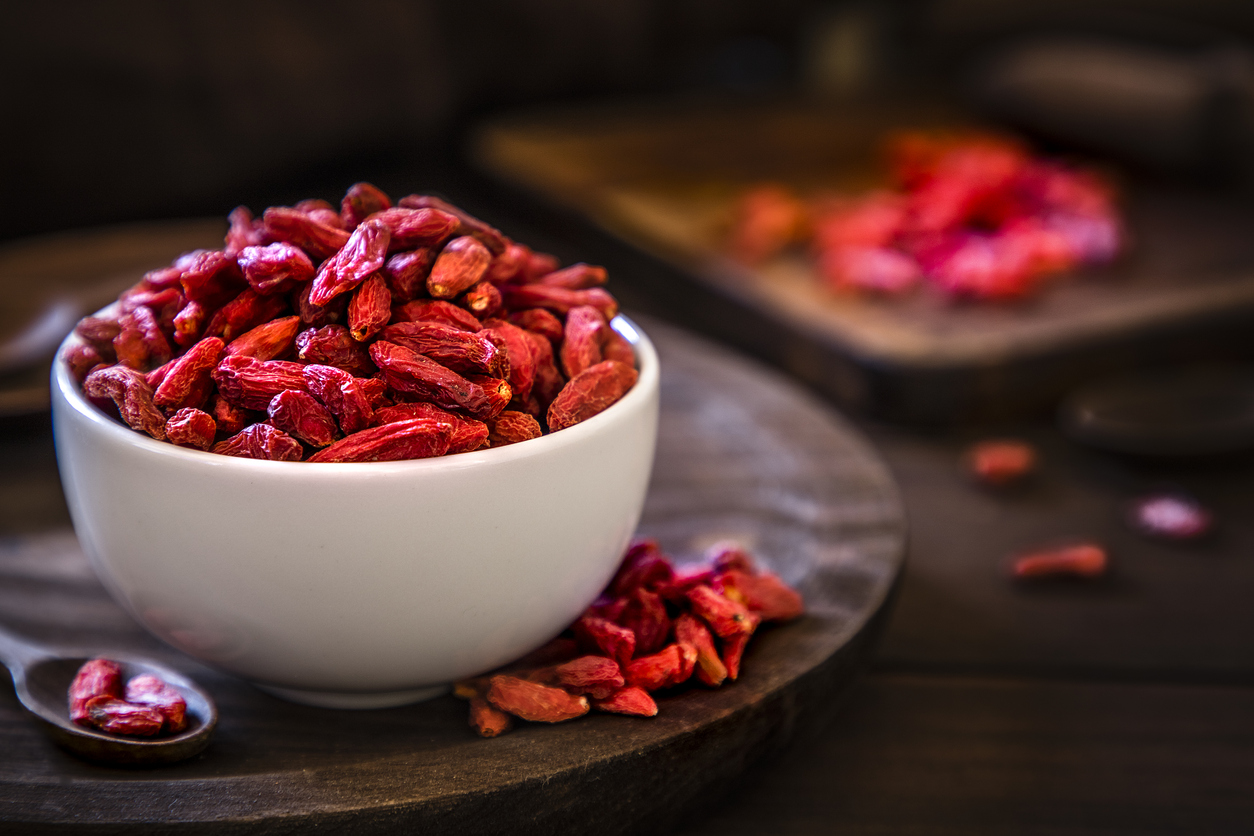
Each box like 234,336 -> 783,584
0,623 -> 53,671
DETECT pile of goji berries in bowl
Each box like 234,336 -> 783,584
51,185 -> 660,709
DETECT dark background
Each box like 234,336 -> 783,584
6,0 -> 1254,244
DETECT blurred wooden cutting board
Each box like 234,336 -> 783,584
471,99 -> 1254,422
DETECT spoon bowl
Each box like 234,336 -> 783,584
0,627 -> 216,765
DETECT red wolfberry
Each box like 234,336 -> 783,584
68,659 -> 123,725
592,687 -> 658,717
486,675 -> 589,723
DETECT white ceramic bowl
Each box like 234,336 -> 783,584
52,317 -> 658,708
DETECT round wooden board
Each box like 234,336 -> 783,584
0,317 -> 905,835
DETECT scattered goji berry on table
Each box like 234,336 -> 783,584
454,540 -> 803,737
966,439 -> 1037,487
1010,542 -> 1108,580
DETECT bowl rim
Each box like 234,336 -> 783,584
54,313 -> 658,472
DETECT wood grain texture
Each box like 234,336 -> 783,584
673,672 -> 1254,836
0,317 -> 905,834
472,100 -> 1254,421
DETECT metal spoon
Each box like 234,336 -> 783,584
0,624 -> 217,765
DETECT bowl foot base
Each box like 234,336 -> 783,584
256,683 -> 448,709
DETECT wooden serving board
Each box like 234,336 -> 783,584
471,100 -> 1254,422
0,317 -> 905,835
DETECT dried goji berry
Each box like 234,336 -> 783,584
370,341 -> 494,417
502,285 -> 618,321
379,321 -> 508,378
213,355 -> 309,410
114,305 -> 172,370
720,631 -> 753,681
486,242 -> 529,283
469,695 -> 513,738
309,219 -> 391,306
212,423 -> 304,461
383,248 -> 435,304
237,242 -> 315,296
373,402 -> 488,453
674,613 -> 727,687
619,587 -> 670,656
83,365 -> 167,440
295,279 -> 348,328
536,262 -> 607,289
609,539 -> 675,596
340,181 -> 392,229
480,320 -> 537,403
204,288 -> 288,343
967,439 -> 1037,487
573,615 -> 636,667
486,675 -> 589,722
65,344 -> 107,382
559,305 -> 606,378
366,206 -> 461,251
268,389 -> 340,447
262,206 -> 350,260
172,300 -> 208,348
556,655 -> 625,699
624,645 -> 685,692
302,363 -> 376,434
1011,542 -> 1108,580
397,195 -> 508,254
294,324 -> 375,376
224,205 -> 264,254
686,585 -> 757,639
165,408 -> 217,450
124,674 -> 188,733
592,686 -> 658,717
460,279 -> 503,319
83,696 -> 164,737
487,410 -> 542,446
508,308 -> 564,343
307,418 -> 452,463
391,299 -> 482,331
224,315 -> 302,361
348,272 -> 392,342
210,393 -> 254,437
547,361 -> 637,431
69,658 -> 123,725
179,250 -> 246,307
427,236 -> 492,299
713,569 -> 805,622
153,336 -> 223,412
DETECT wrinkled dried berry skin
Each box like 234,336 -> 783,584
370,341 -> 495,418
537,262 -> 607,290
84,365 -> 167,440
262,206 -> 350,260
295,325 -> 375,376
212,355 -> 309,410
348,272 -> 392,342
302,363 -> 376,434
125,674 -> 188,732
547,361 -> 638,431
268,389 -> 340,447
487,410 -> 542,446
225,316 -> 302,361
341,181 -> 392,229
212,423 -> 304,461
154,337 -> 223,411
165,407 -> 217,450
237,242 -> 316,296
428,236 -> 492,299
309,219 -> 391,306
392,299 -> 482,331
382,248 -> 434,303
69,659 -> 123,725
308,417 -> 452,463
379,321 -> 507,378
